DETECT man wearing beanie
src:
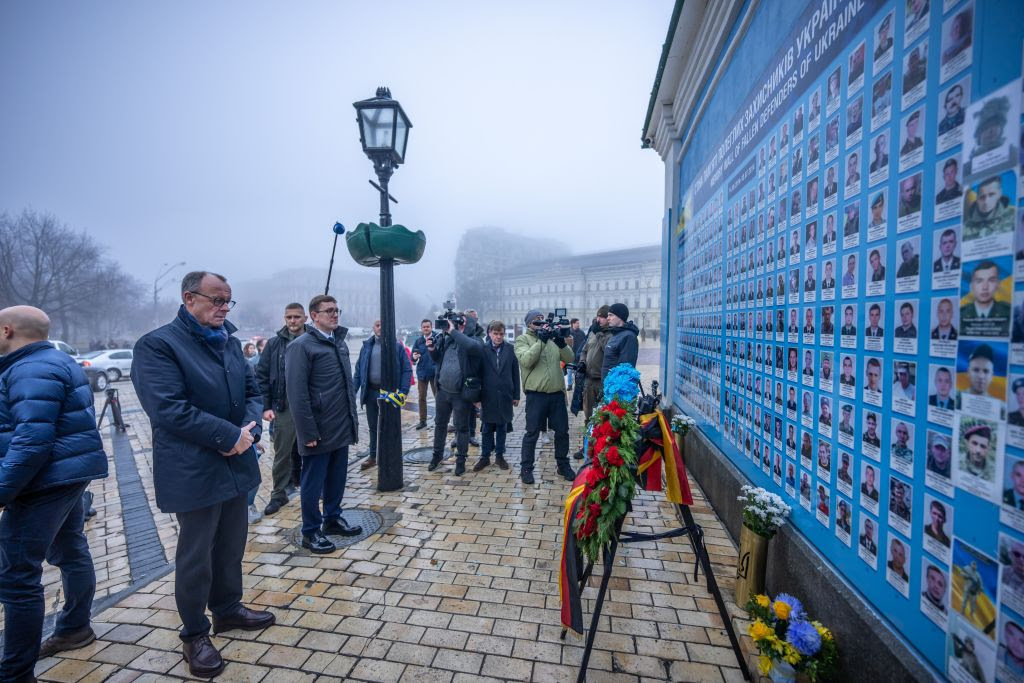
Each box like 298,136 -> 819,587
514,309 -> 577,485
602,303 -> 640,377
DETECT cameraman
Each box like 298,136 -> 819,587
426,313 -> 482,475
515,310 -> 576,484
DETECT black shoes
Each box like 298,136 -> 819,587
472,458 -> 489,472
521,471 -> 535,485
415,421 -> 428,430
557,464 -> 577,481
454,459 -> 466,476
323,518 -> 362,537
360,457 -> 377,470
302,531 -> 336,554
183,635 -> 226,679
428,456 -> 442,471
495,455 -> 510,470
38,626 -> 95,659
573,448 -> 584,460
263,499 -> 285,516
212,605 -> 276,634
468,437 -> 480,447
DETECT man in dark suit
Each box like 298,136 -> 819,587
0,306 -> 108,679
133,272 -> 275,678
865,303 -> 884,338
928,367 -> 954,410
930,298 -> 958,341
841,305 -> 857,336
287,294 -> 364,554
933,228 -> 961,273
476,321 -> 520,471
821,261 -> 836,290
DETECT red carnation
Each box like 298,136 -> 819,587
594,436 -> 607,454
584,466 -> 605,488
589,502 -> 601,517
599,485 -> 611,501
605,446 -> 624,466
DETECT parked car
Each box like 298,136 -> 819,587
79,349 -> 133,381
47,340 -> 109,392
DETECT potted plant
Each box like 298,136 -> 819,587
735,485 -> 791,605
745,593 -> 837,682
670,413 -> 696,458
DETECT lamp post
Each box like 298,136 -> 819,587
153,261 -> 186,327
353,87 -> 412,492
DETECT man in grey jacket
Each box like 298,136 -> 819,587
285,294 -> 362,554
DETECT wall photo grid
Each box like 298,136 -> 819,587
671,0 -> 1024,678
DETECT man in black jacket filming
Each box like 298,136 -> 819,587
427,312 -> 482,475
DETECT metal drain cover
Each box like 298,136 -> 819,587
403,447 -> 436,463
288,508 -> 384,551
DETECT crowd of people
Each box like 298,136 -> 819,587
0,270 -> 642,679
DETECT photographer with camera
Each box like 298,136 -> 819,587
515,309 -> 576,484
427,308 -> 482,475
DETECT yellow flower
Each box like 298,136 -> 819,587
773,600 -> 791,620
755,594 -> 770,608
812,621 -> 833,641
783,644 -> 802,665
758,655 -> 773,675
749,620 -> 773,641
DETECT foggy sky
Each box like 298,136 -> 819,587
0,1 -> 671,305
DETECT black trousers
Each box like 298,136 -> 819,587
365,383 -> 380,458
520,390 -> 570,473
433,388 -> 472,460
174,493 -> 247,639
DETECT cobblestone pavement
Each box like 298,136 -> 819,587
27,343 -> 746,682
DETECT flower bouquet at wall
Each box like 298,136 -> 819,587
735,485 -> 791,605
745,593 -> 837,682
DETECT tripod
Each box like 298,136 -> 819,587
97,387 -> 127,431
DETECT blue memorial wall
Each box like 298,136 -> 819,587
667,0 -> 1024,677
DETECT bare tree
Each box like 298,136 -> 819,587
0,209 -> 144,344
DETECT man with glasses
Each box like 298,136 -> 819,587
133,271 -> 274,678
286,295 -> 362,554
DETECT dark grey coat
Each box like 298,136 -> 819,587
284,326 -> 359,456
478,340 -> 520,424
132,308 -> 261,513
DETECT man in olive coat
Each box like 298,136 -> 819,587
285,294 -> 362,555
133,272 -> 274,679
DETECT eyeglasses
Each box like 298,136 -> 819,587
189,291 -> 236,309
316,307 -> 340,316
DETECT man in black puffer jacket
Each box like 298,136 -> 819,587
0,305 -> 108,680
601,302 -> 640,378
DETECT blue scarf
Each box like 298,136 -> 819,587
179,305 -> 229,350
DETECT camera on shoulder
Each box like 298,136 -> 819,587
435,299 -> 466,332
533,307 -> 571,342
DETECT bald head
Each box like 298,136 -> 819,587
0,306 -> 51,355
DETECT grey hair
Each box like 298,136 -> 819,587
181,271 -> 227,299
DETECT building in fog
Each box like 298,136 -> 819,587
454,227 -> 568,316
496,245 -> 661,333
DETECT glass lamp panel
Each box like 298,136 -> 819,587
360,107 -> 395,150
395,115 -> 409,160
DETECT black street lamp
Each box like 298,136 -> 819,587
352,87 -> 413,492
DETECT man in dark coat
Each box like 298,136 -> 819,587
132,272 -> 274,678
474,320 -> 520,472
353,319 -> 412,471
285,294 -> 362,554
464,310 -> 486,447
427,314 -> 483,474
602,303 -> 640,377
0,306 -> 108,679
255,302 -> 307,516
411,319 -> 438,430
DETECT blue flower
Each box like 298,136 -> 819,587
785,619 -> 821,656
602,364 -> 641,403
774,593 -> 805,621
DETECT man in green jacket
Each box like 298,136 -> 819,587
514,310 -> 576,485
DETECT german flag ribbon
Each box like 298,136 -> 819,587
637,410 -> 694,506
559,469 -> 590,634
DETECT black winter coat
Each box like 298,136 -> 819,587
285,326 -> 359,456
601,322 -> 640,378
478,341 -> 520,424
0,342 -> 108,504
428,330 -> 483,397
255,326 -> 303,412
132,308 -> 262,513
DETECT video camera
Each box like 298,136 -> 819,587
435,300 -> 466,332
532,307 -> 572,342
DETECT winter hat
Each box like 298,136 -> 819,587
596,305 -> 610,318
525,309 -> 544,325
609,303 -> 629,321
